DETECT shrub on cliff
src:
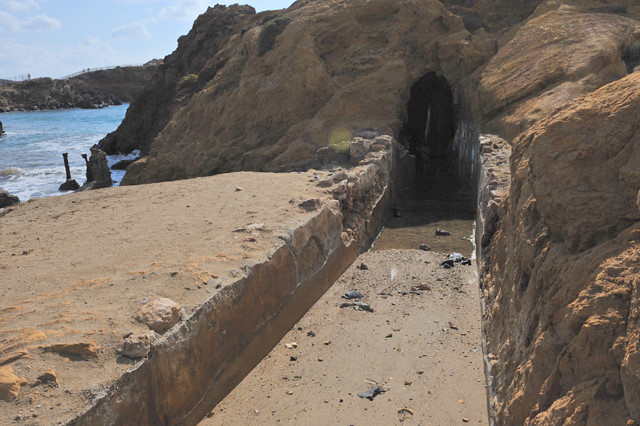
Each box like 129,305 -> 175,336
623,40 -> 640,71
179,74 -> 199,90
258,17 -> 292,56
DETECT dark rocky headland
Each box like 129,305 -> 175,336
0,61 -> 160,112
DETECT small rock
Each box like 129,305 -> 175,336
36,369 -> 59,387
289,356 -> 297,362
435,228 -> 450,236
323,341 -> 331,346
307,331 -> 316,337
235,187 -> 243,191
318,357 -> 324,362
122,331 -> 157,358
357,263 -> 369,270
0,365 -> 27,401
285,390 -> 293,395
58,179 -> 80,191
419,243 -> 430,251
332,171 -> 347,182
285,342 -> 298,349
385,334 -> 393,338
342,290 -> 363,300
135,297 -> 181,333
316,177 -> 335,188
461,258 -> 472,265
404,380 -> 412,386
463,418 -> 471,423
449,322 -> 459,330
0,190 -> 20,208
42,342 -> 100,360
358,385 -> 385,401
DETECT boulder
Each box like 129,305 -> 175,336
0,190 -> 19,207
121,331 -> 157,358
0,120 -> 4,135
135,297 -> 182,333
0,365 -> 27,401
36,369 -> 59,387
82,146 -> 112,189
58,179 -> 80,191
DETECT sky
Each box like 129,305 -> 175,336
0,0 -> 293,79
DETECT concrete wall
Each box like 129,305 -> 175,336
69,134 -> 396,425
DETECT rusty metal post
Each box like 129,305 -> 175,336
62,153 -> 72,181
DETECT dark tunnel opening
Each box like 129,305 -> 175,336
400,72 -> 457,179
373,72 -> 476,253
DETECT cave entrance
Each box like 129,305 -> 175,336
401,72 -> 457,179
374,72 -> 476,254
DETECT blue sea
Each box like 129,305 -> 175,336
0,104 -> 138,201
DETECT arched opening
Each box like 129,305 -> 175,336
374,72 -> 476,253
400,72 -> 457,179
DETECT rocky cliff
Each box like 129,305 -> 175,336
0,64 -> 158,112
96,0 -> 640,423
99,1 -> 496,184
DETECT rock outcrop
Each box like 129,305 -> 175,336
0,64 -> 158,112
88,0 -> 640,423
0,190 -> 19,208
99,1 -> 495,184
482,72 -> 640,424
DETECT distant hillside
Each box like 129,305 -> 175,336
0,63 -> 160,112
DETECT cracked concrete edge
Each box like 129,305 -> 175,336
66,137 -> 395,426
475,133 -> 512,426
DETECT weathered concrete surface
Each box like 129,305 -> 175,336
0,136 -> 393,424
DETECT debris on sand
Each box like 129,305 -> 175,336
342,290 -> 364,300
358,385 -> 385,401
340,301 -> 374,312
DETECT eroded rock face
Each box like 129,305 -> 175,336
99,0 -> 494,184
482,72 -> 640,424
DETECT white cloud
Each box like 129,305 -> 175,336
1,0 -> 40,12
0,10 -> 59,32
111,21 -> 151,39
158,0 -> 208,21
21,13 -> 60,31
0,10 -> 21,31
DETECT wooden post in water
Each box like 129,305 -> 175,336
62,153 -> 72,181
58,153 -> 79,191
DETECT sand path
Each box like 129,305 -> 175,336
202,249 -> 488,425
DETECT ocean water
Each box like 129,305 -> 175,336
0,104 -> 138,201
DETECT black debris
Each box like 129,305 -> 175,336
342,290 -> 364,299
358,386 -> 385,401
435,228 -> 451,236
340,302 -> 374,313
419,243 -> 430,251
440,259 -> 454,269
